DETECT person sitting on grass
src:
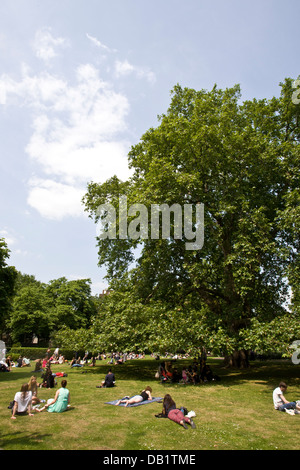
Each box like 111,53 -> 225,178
181,367 -> 190,384
22,357 -> 30,367
28,376 -> 44,406
6,355 -> 13,370
171,367 -> 181,383
11,384 -> 34,420
161,394 -> 196,429
70,357 -> 83,367
0,359 -> 10,372
89,356 -> 96,367
34,359 -> 43,372
16,355 -> 23,367
273,381 -> 300,414
165,362 -> 173,379
115,386 -> 152,407
37,380 -> 70,413
41,362 -> 55,389
97,369 -> 116,388
42,357 -> 48,368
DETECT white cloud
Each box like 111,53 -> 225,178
0,33 -> 158,220
0,69 -> 67,106
0,229 -> 17,247
114,59 -> 156,83
27,178 -> 86,220
0,62 -> 133,219
24,64 -> 132,185
86,34 -> 117,53
115,59 -> 135,75
33,27 -> 69,63
14,249 -> 29,257
27,136 -> 131,184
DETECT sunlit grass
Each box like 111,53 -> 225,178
0,357 -> 299,450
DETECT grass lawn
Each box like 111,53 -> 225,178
0,356 -> 299,451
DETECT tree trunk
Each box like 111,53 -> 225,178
224,349 -> 250,368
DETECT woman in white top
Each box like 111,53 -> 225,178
11,384 -> 34,419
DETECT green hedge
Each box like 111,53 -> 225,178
6,348 -> 87,361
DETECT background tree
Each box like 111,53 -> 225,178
45,277 -> 97,330
0,238 -> 17,335
8,282 -> 50,344
8,273 -> 97,345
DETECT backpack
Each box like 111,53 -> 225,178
180,406 -> 188,415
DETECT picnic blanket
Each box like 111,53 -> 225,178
105,396 -> 163,407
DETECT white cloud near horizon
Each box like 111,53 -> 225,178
0,229 -> 17,247
0,229 -> 29,258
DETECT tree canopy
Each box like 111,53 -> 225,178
0,238 -> 17,333
82,79 -> 300,364
6,273 -> 97,345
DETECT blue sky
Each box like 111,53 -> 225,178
0,0 -> 299,294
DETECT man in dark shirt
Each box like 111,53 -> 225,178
16,356 -> 23,367
97,369 -> 115,388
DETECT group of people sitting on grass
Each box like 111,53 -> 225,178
7,354 -> 300,429
33,359 -> 67,388
0,355 -> 31,370
45,354 -> 66,365
9,376 -> 71,419
158,359 -> 220,384
104,351 -> 145,364
68,351 -> 146,368
9,376 -> 196,430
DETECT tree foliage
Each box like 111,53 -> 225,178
0,238 -> 17,333
82,79 -> 300,362
7,273 -> 97,344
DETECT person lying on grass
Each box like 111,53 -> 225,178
162,394 -> 196,429
115,386 -> 152,407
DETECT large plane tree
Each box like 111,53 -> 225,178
83,79 -> 300,366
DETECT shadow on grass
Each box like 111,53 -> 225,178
2,358 -> 299,392
0,368 -> 44,383
75,357 -> 300,392
0,430 -> 52,450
